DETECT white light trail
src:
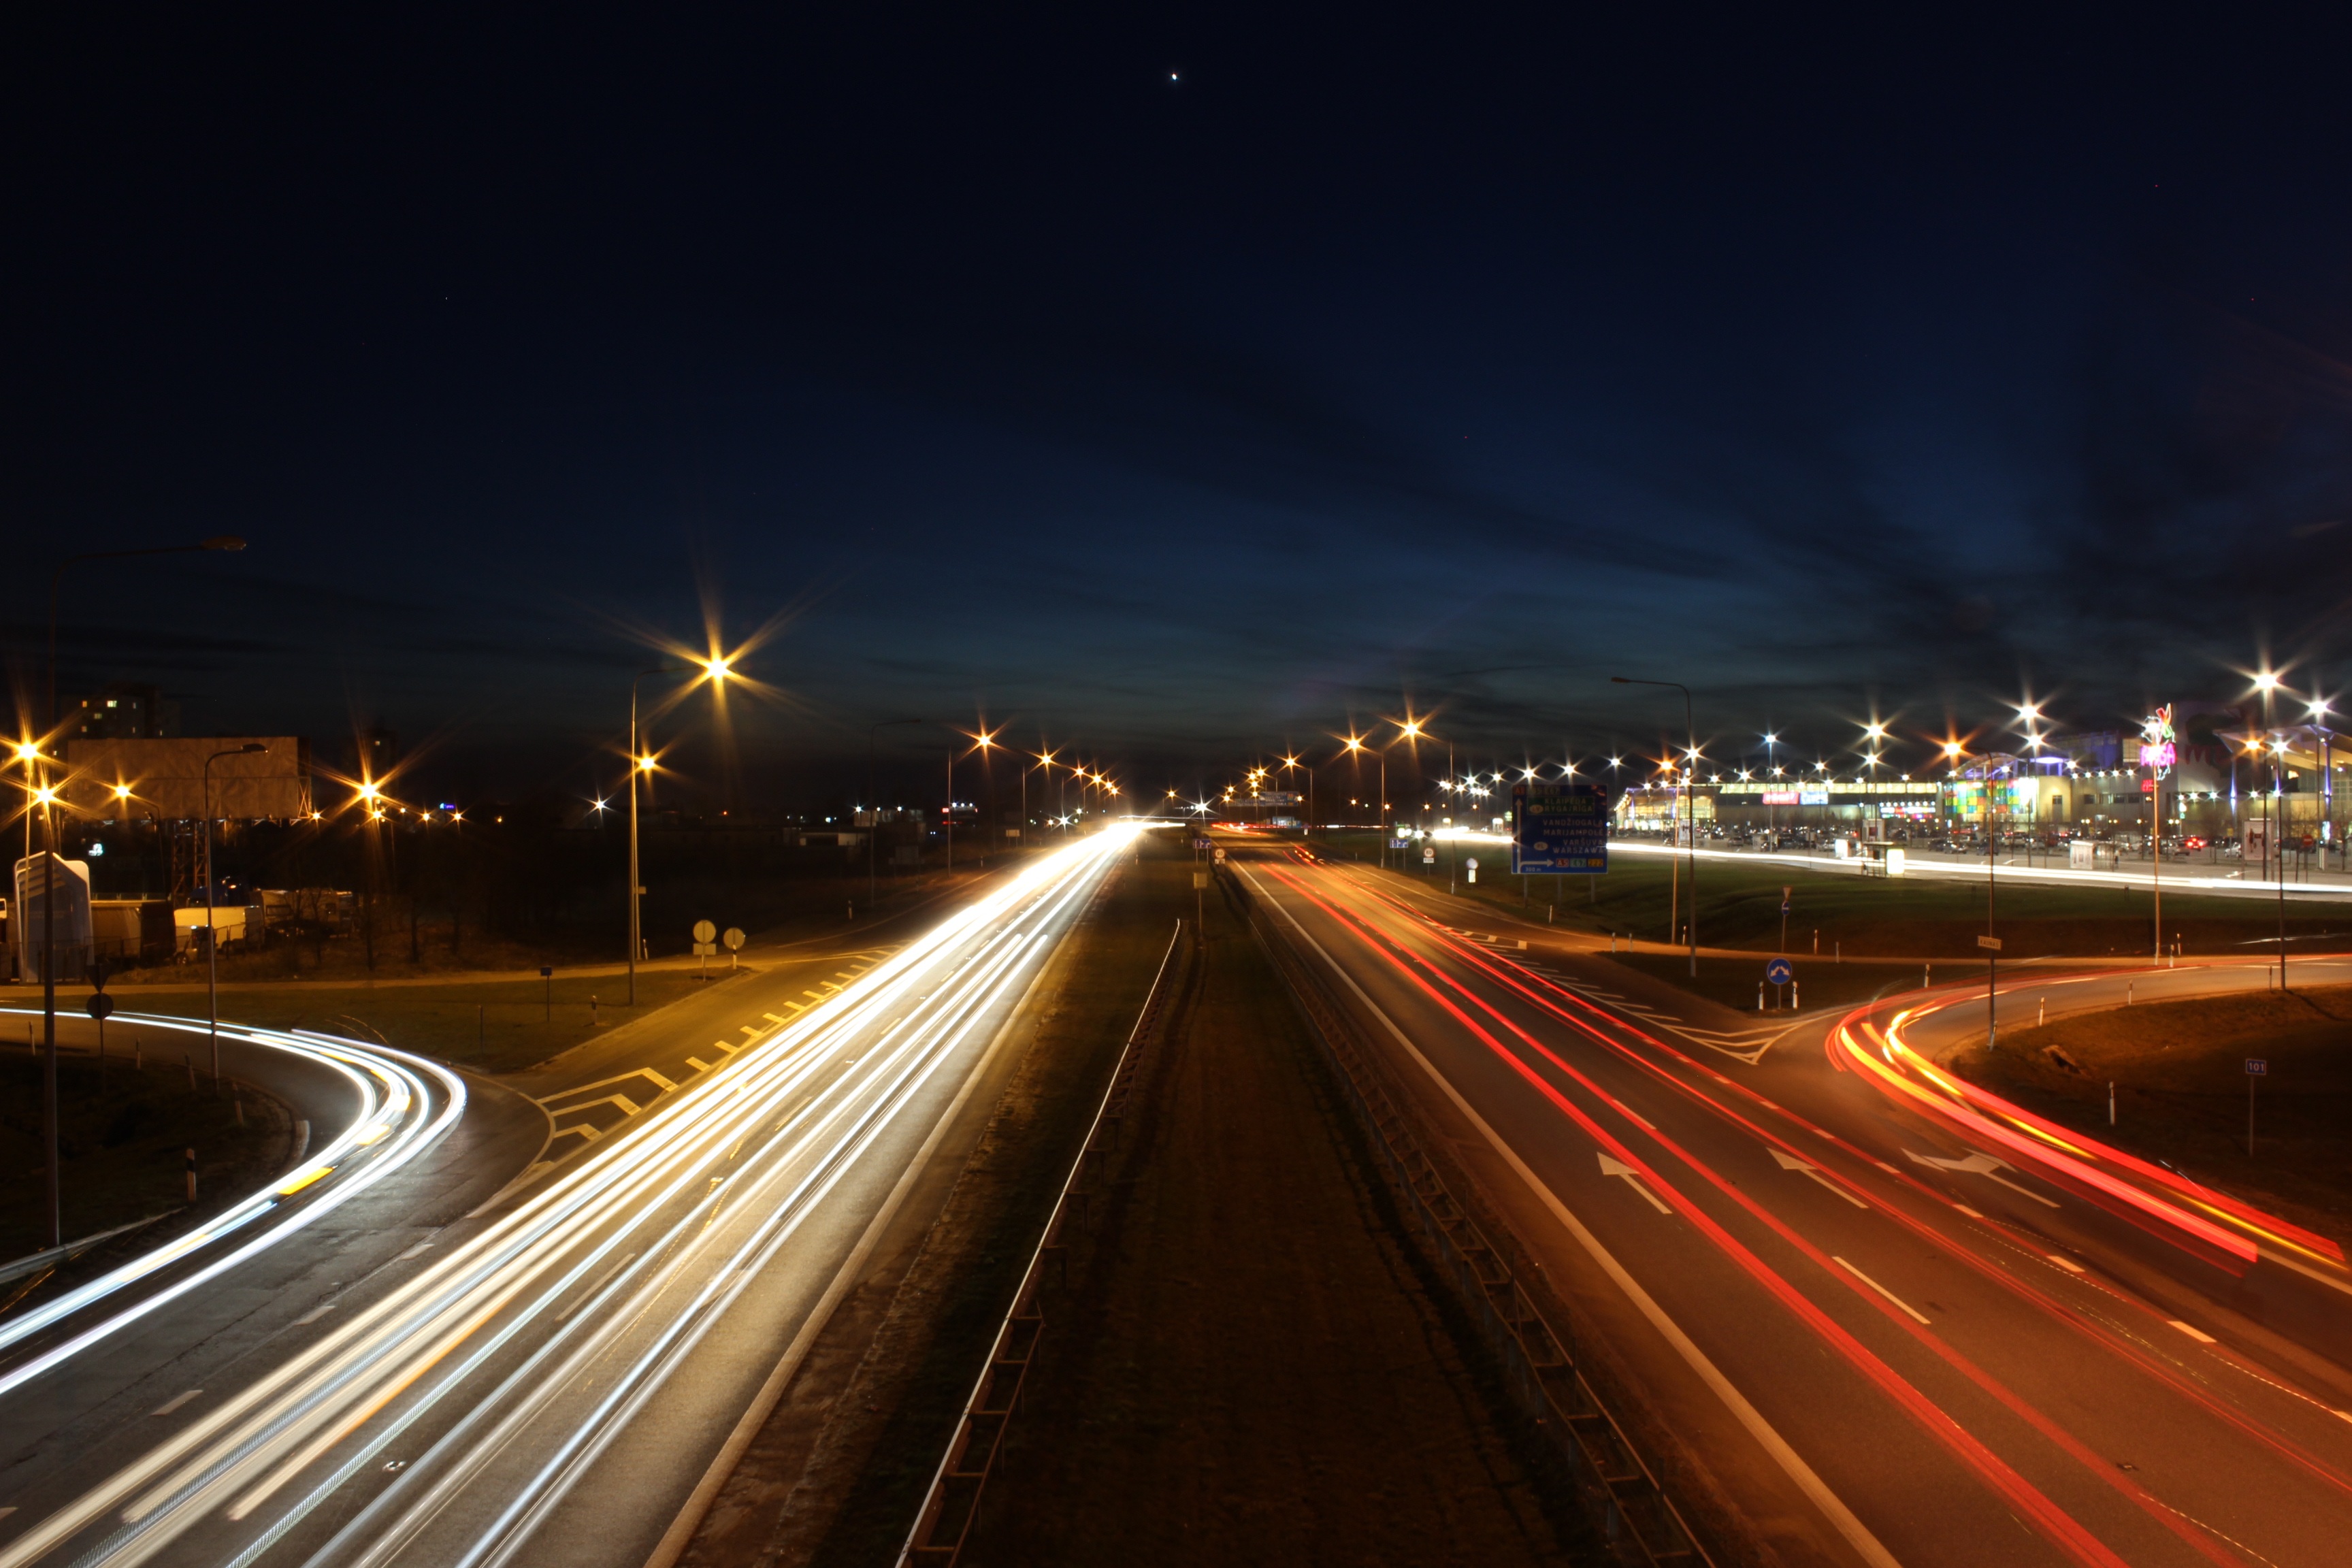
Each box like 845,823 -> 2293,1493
0,824 -> 1139,1568
0,1013 -> 462,1394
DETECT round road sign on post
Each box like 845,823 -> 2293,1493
1765,957 -> 1794,986
85,993 -> 114,1021
692,919 -> 717,945
721,927 -> 745,951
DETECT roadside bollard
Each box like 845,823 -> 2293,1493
185,1147 -> 197,1204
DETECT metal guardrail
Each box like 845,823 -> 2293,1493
896,917 -> 1192,1567
1229,868 -> 1711,1568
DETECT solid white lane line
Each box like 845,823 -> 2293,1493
1833,1258 -> 1931,1325
1250,871 -> 1904,1568
150,1390 -> 203,1417
2169,1320 -> 2217,1344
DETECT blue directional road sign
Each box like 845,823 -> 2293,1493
1512,783 -> 1609,873
1766,957 -> 1794,986
2246,1058 -> 2269,1076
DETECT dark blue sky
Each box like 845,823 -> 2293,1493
12,10 -> 2352,803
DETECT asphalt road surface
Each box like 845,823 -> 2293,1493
0,827 -> 1137,1568
1236,843 -> 2352,1568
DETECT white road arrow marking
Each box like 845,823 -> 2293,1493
1904,1149 -> 2060,1207
1598,1152 -> 1673,1213
1769,1147 -> 1868,1207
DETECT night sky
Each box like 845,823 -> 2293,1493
13,11 -> 2352,805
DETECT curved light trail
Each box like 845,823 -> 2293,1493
0,823 -> 1139,1568
0,1011 -> 466,1396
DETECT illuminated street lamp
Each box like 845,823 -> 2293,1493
1613,676 -> 1698,977
626,655 -> 732,1006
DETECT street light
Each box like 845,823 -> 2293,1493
626,656 -> 730,1006
32,536 -> 245,1247
1613,676 -> 1698,977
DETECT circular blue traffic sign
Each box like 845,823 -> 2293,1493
1765,957 -> 1793,986
85,993 -> 114,1020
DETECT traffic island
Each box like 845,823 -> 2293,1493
1949,983 -> 2352,1246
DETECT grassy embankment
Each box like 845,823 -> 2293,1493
1953,985 -> 2352,1243
0,1047 -> 289,1263
1310,829 -> 2352,1010
84,969 -> 730,1077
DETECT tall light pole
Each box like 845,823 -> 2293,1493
866,717 -> 924,907
966,728 -> 998,860
28,774 -> 61,1248
1280,752 -> 1311,837
627,656 -> 730,1007
35,535 -> 245,1246
2254,671 -> 2285,990
1614,676 -> 1697,977
202,743 -> 267,1089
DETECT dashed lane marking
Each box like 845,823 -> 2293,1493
151,1390 -> 203,1417
1834,1257 -> 1931,1324
293,1302 -> 337,1326
2169,1320 -> 2217,1344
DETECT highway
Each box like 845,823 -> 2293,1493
0,825 -> 1138,1568
1237,845 -> 2352,1568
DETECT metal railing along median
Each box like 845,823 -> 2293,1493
896,917 -> 1192,1567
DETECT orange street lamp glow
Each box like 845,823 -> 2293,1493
113,783 -> 133,800
636,755 -> 657,772
356,781 -> 382,802
703,656 -> 731,681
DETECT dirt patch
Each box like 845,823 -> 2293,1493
1947,983 -> 2352,1245
959,872 -> 1593,1565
